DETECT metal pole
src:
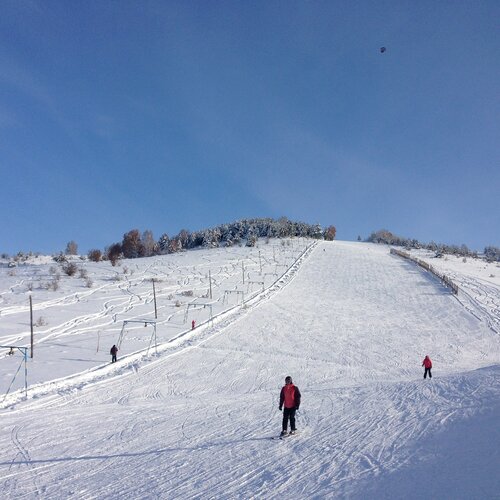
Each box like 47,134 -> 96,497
259,251 -> 262,273
29,295 -> 34,359
242,262 -> 245,284
209,270 -> 213,299
154,323 -> 157,355
24,348 -> 28,398
152,279 -> 157,319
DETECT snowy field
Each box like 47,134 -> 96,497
0,240 -> 499,498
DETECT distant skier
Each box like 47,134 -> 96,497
279,376 -> 301,436
422,355 -> 432,379
110,345 -> 118,363
192,320 -> 196,330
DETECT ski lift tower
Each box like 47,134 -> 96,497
118,319 -> 158,355
183,302 -> 214,325
1,345 -> 28,400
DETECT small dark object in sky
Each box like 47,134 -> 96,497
380,47 -> 386,53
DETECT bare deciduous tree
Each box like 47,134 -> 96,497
65,241 -> 78,255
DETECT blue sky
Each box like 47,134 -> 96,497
1,1 -> 498,254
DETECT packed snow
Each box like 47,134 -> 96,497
1,240 -> 499,498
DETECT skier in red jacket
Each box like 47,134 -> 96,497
422,355 -> 432,379
279,376 -> 301,436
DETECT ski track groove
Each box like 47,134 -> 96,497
8,425 -> 42,497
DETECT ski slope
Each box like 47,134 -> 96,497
1,241 -> 499,498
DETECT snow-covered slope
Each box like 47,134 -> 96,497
407,247 -> 500,335
1,241 -> 499,498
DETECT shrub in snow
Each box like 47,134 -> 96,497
246,235 -> 257,247
88,249 -> 102,262
45,279 -> 59,291
62,262 -> 78,276
53,253 -> 68,263
106,243 -> 122,267
35,316 -> 47,327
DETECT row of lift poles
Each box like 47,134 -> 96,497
6,248 -> 284,400
21,249 -> 264,361
4,270 -> 214,400
143,252 -> 264,352
118,268 -> 215,356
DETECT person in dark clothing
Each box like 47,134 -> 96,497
110,345 -> 118,363
422,355 -> 432,379
279,376 -> 301,436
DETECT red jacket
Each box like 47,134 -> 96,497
280,384 -> 301,409
422,356 -> 432,368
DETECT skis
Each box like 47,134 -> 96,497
271,431 -> 297,440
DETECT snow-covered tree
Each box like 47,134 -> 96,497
324,226 -> 336,241
484,246 -> 500,262
65,241 -> 78,255
122,230 -> 144,258
142,230 -> 157,257
158,234 -> 170,254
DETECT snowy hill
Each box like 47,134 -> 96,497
1,240 -> 499,498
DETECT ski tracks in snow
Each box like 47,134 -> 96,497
1,242 -> 317,411
1,242 -> 499,498
4,425 -> 43,497
454,275 -> 500,334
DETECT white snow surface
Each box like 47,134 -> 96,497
0,240 -> 499,499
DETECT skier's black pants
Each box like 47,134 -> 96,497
282,407 -> 297,431
424,367 -> 432,379
112,355 -> 117,363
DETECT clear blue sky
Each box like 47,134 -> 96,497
1,1 -> 498,255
